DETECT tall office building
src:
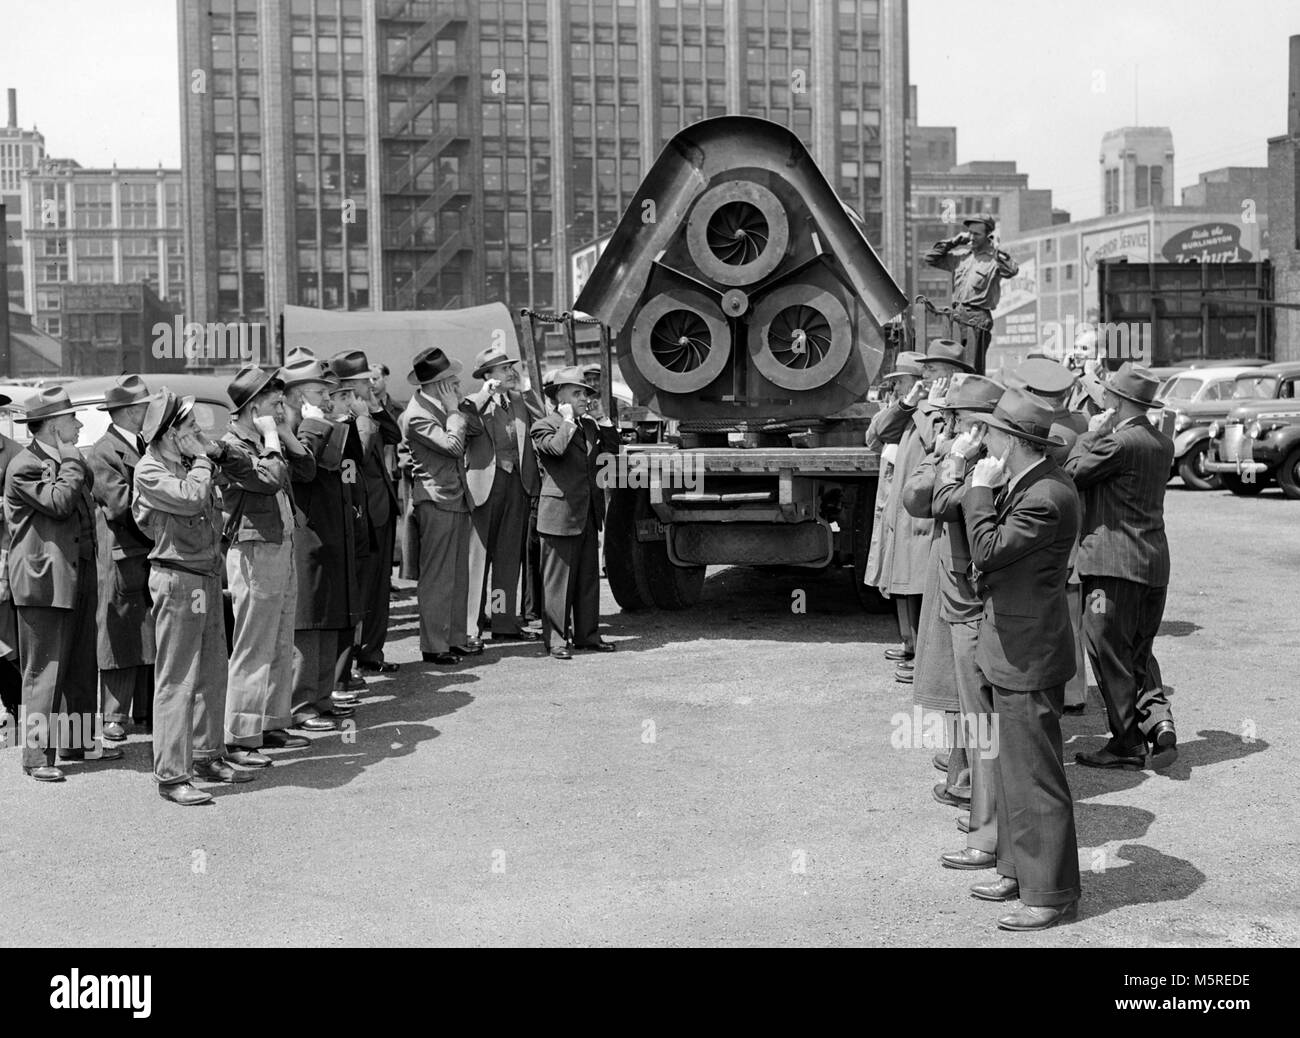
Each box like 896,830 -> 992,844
1,89 -> 47,311
1100,127 -> 1174,215
178,0 -> 909,342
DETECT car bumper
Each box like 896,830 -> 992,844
1203,458 -> 1268,476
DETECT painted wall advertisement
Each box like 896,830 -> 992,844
571,234 -> 612,304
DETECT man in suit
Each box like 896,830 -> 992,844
1065,363 -> 1177,769
963,387 -> 1082,931
530,366 -> 617,660
1006,357 -> 1091,714
5,387 -> 123,781
401,347 -> 482,665
0,402 -> 23,722
86,374 -> 156,743
135,388 -> 259,804
220,364 -> 314,763
282,357 -> 360,731
461,346 -> 544,644
331,350 -> 404,674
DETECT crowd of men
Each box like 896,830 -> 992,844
865,338 -> 1177,932
0,346 -> 617,806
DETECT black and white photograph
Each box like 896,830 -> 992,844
0,0 -> 1296,984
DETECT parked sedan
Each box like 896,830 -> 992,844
1160,367 -> 1275,489
1205,361 -> 1300,498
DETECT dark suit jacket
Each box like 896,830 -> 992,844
86,427 -> 152,560
530,413 -> 607,537
358,406 -> 401,529
461,387 -> 544,505
291,415 -> 360,630
1063,416 -> 1173,587
964,459 -> 1080,691
4,440 -> 97,609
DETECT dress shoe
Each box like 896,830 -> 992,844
884,647 -> 914,662
493,630 -> 541,642
291,716 -> 338,732
158,782 -> 213,806
896,659 -> 915,670
320,706 -> 355,720
1075,747 -> 1145,770
332,690 -> 361,707
59,746 -> 124,762
941,847 -> 997,870
357,659 -> 400,673
102,721 -> 127,742
932,783 -> 971,807
549,646 -> 573,660
224,747 -> 273,768
576,641 -> 616,652
450,643 -> 483,657
997,901 -> 1078,931
336,674 -> 365,692
422,652 -> 459,665
23,765 -> 64,782
1062,703 -> 1086,715
194,759 -> 256,784
895,668 -> 914,684
957,813 -> 971,834
1150,720 -> 1177,750
969,876 -> 1020,901
933,751 -> 950,773
262,730 -> 310,749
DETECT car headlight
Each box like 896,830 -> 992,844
1208,421 -> 1221,440
1173,413 -> 1190,432
1247,421 -> 1263,439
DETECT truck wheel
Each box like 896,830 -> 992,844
1223,474 -> 1266,496
604,488 -> 654,611
1177,442 -> 1220,491
646,551 -> 706,610
1277,449 -> 1300,500
850,482 -> 893,613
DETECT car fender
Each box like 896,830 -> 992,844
1173,426 -> 1211,458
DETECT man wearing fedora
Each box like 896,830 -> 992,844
460,345 -> 544,644
0,398 -> 23,724
530,366 -> 617,660
961,386 -> 1081,930
134,388 -> 259,804
86,374 -> 157,743
281,357 -> 361,729
922,374 -> 1006,867
330,350 -> 403,674
402,347 -> 482,664
5,386 -> 122,781
924,214 -> 1019,375
220,364 -> 314,763
1065,362 -> 1177,770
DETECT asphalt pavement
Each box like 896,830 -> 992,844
2,482 -> 1297,947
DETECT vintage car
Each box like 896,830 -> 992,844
1204,361 -> 1300,498
1161,366 -> 1277,489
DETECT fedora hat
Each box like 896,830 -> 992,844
1006,357 -> 1076,397
544,365 -> 594,397
141,387 -> 197,444
880,350 -> 927,381
96,374 -> 153,412
285,346 -> 316,363
920,338 -> 974,373
329,349 -> 380,382
15,386 -> 81,423
980,387 -> 1067,449
935,374 -> 1005,414
279,356 -> 333,389
1103,362 -> 1163,407
407,347 -> 463,387
227,364 -> 284,413
471,345 -> 518,380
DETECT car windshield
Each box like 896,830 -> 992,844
1161,376 -> 1203,402
1231,376 -> 1275,399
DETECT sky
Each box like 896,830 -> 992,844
0,0 -> 1296,221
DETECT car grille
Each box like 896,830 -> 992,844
1218,423 -> 1247,462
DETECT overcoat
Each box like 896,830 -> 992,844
291,415 -> 360,631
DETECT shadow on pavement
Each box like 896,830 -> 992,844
1077,844 -> 1207,922
1065,729 -> 1268,796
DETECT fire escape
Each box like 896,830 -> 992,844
378,0 -> 472,310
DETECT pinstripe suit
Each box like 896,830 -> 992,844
1064,416 -> 1175,753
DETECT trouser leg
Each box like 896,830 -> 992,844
265,538 -> 298,733
570,521 -> 601,647
1134,585 -> 1172,740
895,593 -> 921,654
523,497 -> 542,621
990,682 -> 1080,908
951,619 -> 995,853
488,476 -> 527,635
540,532 -> 578,652
225,539 -> 293,748
1082,576 -> 1145,753
415,502 -> 464,655
357,517 -> 395,663
191,573 -> 227,764
16,605 -> 71,770
1063,581 -> 1086,708
150,567 -> 204,786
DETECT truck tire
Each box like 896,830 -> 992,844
1177,442 -> 1220,491
604,488 -> 654,611
1223,473 -> 1266,496
1277,449 -> 1300,500
646,551 -> 706,610
850,482 -> 893,613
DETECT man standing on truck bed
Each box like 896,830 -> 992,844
924,214 -> 1019,375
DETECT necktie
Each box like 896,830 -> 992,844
137,435 -> 146,455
